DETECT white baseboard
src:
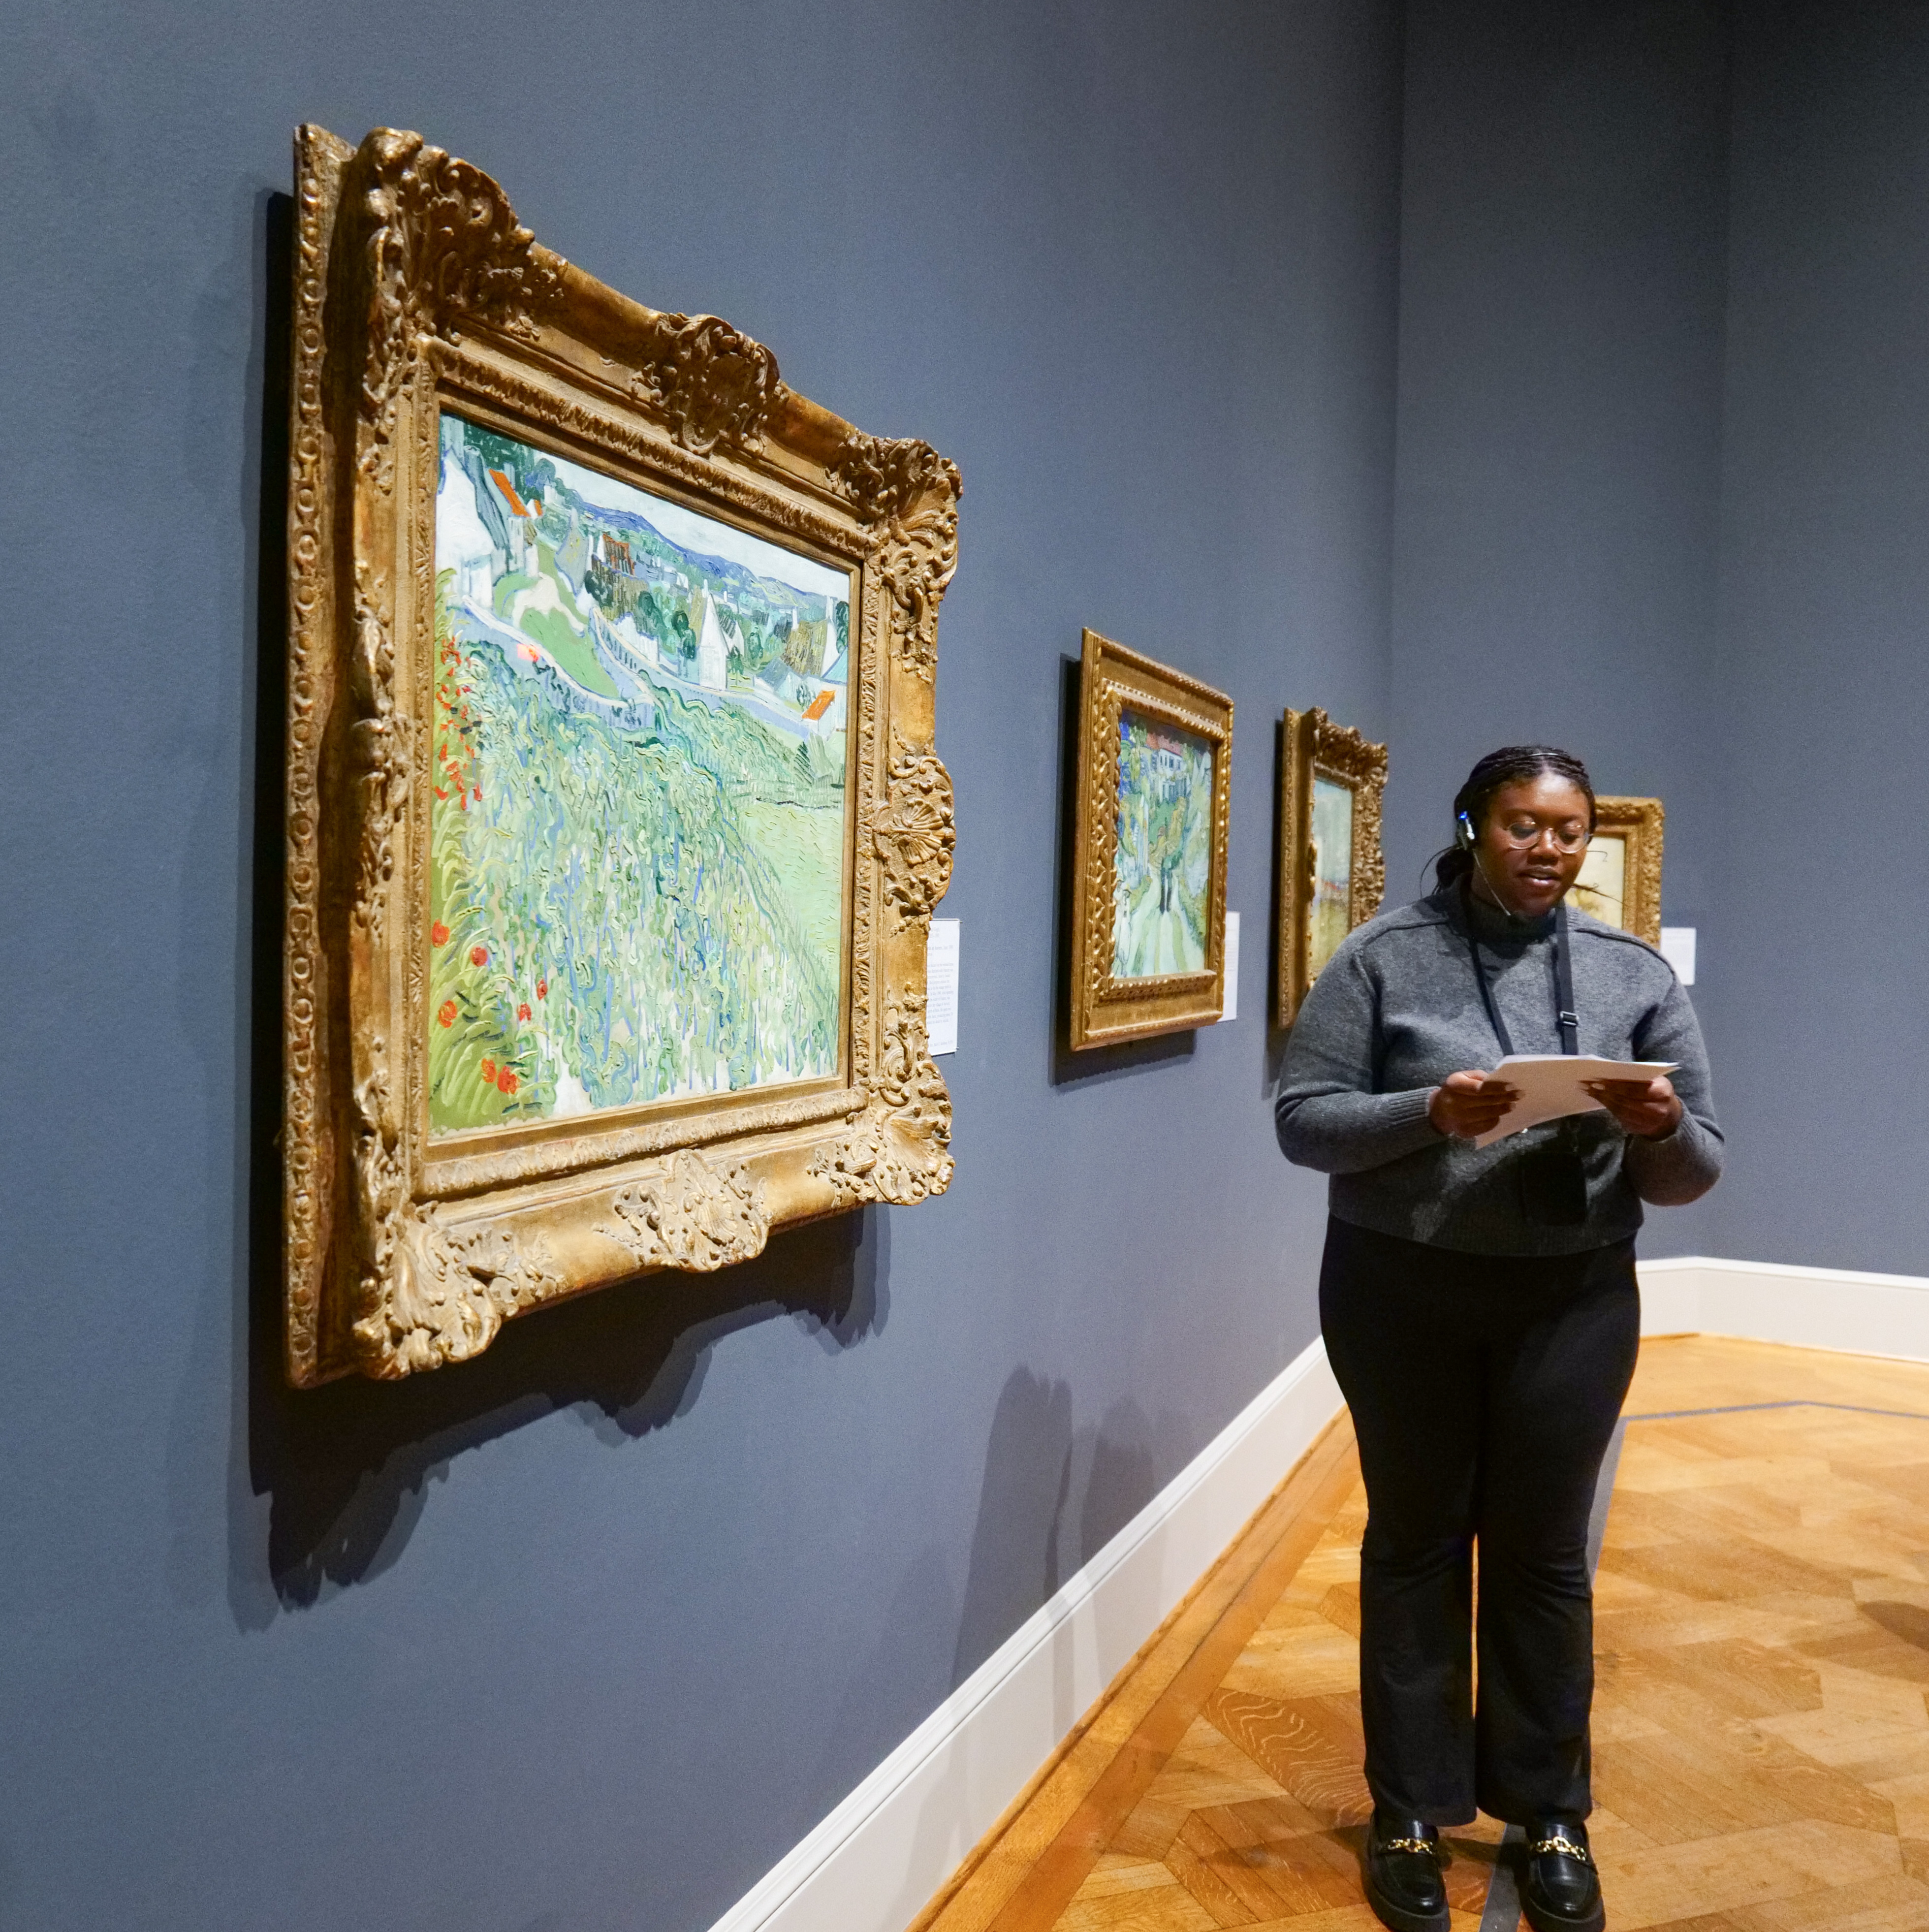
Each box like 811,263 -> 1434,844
1639,1254 -> 1929,1360
704,1336 -> 1343,1932
710,1251 -> 1929,1932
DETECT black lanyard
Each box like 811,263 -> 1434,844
1461,880 -> 1580,1059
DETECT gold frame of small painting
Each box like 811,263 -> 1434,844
1572,795 -> 1664,944
1068,630 -> 1233,1049
1276,709 -> 1387,1026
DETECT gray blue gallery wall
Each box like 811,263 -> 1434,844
0,4 -> 1404,1930
1700,0 -> 1929,1274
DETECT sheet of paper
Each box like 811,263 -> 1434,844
926,918 -> 959,1056
1471,1054 -> 1679,1147
1219,911 -> 1240,1022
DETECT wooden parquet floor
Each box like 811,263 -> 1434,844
911,1337 -> 1929,1932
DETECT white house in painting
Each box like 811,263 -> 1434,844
437,457 -> 498,606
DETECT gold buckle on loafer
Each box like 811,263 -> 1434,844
1529,1832 -> 1591,1865
1382,1836 -> 1435,1856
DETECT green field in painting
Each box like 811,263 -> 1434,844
431,412 -> 854,1128
1110,711 -> 1213,979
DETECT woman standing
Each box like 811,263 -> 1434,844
1275,746 -> 1720,1932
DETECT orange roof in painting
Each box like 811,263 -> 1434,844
801,689 -> 837,722
489,469 -> 533,518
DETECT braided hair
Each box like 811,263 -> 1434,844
1432,745 -> 1597,891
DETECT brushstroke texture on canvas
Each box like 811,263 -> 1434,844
1111,710 -> 1213,979
1309,775 -> 1354,979
428,414 -> 851,1134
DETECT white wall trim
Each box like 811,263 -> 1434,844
1639,1254 -> 1929,1360
704,1336 -> 1344,1932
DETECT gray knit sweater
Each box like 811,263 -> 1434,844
1274,887 -> 1721,1256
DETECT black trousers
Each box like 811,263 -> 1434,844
1318,1217 -> 1639,1826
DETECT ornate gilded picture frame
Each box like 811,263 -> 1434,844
1276,708 -> 1387,1026
284,126 -> 959,1384
1573,794 -> 1664,944
1068,630 -> 1233,1049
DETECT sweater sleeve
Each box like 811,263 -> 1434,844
1621,971 -> 1724,1205
1274,944 -> 1445,1175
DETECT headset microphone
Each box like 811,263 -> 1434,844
1459,807 -> 1529,924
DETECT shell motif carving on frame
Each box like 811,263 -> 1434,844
871,742 -> 955,918
599,1150 -> 771,1273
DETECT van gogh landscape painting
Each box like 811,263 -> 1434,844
428,413 -> 852,1134
1110,709 -> 1214,979
1308,774 -> 1355,977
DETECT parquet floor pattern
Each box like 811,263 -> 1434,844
914,1338 -> 1929,1932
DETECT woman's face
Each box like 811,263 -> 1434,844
1469,773 -> 1593,919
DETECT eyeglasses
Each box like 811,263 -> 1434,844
1497,820 -> 1591,853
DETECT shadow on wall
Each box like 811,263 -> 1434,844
950,1366 -> 1195,1688
236,190 -> 890,1622
239,1210 -> 889,1617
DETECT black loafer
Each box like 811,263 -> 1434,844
1520,1814 -> 1605,1932
1362,1809 -> 1448,1932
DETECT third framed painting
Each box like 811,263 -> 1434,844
1277,708 -> 1387,1026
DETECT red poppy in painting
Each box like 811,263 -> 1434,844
517,1002 -> 531,1020
480,1059 -> 497,1082
498,1069 -> 518,1095
432,921 -> 449,946
537,978 -> 547,999
470,945 -> 489,967
437,1000 -> 456,1028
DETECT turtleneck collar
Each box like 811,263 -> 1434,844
1455,879 -> 1557,945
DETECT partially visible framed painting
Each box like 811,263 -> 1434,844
1276,709 -> 1387,1026
284,126 -> 959,1383
1572,795 -> 1664,944
1068,630 -> 1233,1049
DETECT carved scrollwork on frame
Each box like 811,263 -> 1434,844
352,129 -> 565,490
810,997 -> 954,1208
1276,708 -> 1388,1028
828,432 -> 960,682
285,125 -> 956,1384
348,1071 -> 561,1378
1066,631 -> 1234,1051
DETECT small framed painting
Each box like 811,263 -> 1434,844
283,126 -> 960,1383
1276,709 -> 1387,1026
1572,795 -> 1664,944
1068,630 -> 1233,1049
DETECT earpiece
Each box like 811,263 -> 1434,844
1460,807 -> 1528,923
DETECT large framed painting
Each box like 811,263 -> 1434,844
1572,795 -> 1664,944
284,126 -> 959,1383
1276,708 -> 1387,1026
1068,630 -> 1233,1049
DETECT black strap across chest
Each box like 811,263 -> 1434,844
1461,879 -> 1580,1060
